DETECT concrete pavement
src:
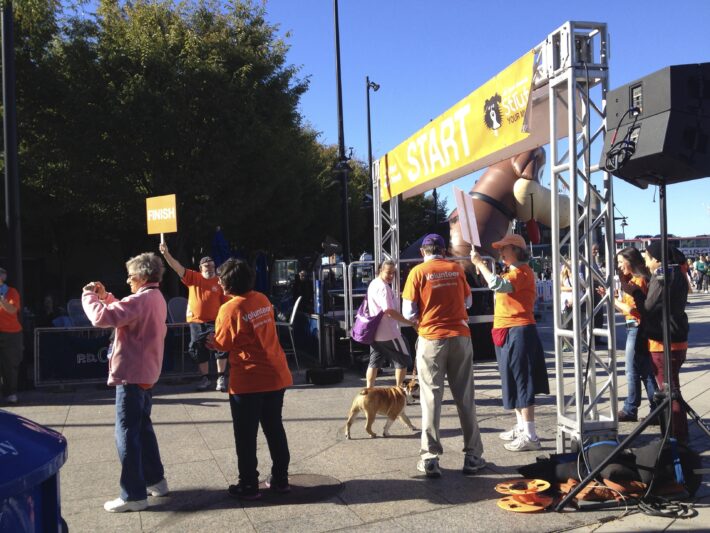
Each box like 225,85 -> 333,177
3,293 -> 709,532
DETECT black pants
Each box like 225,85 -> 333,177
229,388 -> 290,487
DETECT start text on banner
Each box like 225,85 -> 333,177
378,51 -> 535,201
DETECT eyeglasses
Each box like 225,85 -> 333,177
127,273 -> 140,281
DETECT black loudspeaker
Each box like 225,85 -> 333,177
601,63 -> 710,188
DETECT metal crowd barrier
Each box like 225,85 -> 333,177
33,323 -> 197,387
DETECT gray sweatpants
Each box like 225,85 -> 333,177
417,336 -> 484,460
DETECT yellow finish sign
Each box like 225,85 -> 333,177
146,194 -> 177,234
378,51 -> 535,201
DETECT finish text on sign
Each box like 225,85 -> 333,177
146,194 -> 178,234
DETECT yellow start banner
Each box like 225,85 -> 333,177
378,51 -> 535,201
146,194 -> 178,234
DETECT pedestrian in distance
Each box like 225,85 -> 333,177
160,242 -> 229,391
471,233 -> 549,452
211,259 -> 293,500
402,234 -> 486,478
81,252 -> 169,512
693,254 -> 707,293
0,267 -> 23,405
366,260 -> 417,389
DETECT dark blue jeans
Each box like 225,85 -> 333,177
622,325 -> 658,417
115,384 -> 165,501
229,388 -> 290,487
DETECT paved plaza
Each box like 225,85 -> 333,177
4,293 -> 710,532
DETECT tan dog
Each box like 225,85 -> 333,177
345,383 -> 418,439
405,376 -> 420,400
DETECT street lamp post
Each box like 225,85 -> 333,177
366,76 -> 379,253
2,1 -> 23,307
333,0 -> 351,263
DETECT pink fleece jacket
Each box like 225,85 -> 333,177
82,283 -> 167,386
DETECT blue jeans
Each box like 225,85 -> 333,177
621,326 -> 657,417
115,385 -> 165,501
229,388 -> 290,487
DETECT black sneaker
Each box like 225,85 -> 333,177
227,483 -> 261,501
617,410 -> 638,422
265,475 -> 291,494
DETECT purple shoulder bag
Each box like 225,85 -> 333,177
351,297 -> 384,345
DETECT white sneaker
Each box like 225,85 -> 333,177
147,478 -> 169,497
104,497 -> 148,512
216,375 -> 226,392
5,394 -> 18,404
499,425 -> 521,441
416,458 -> 441,478
504,434 -> 542,452
196,375 -> 210,391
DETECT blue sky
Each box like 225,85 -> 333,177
260,0 -> 710,239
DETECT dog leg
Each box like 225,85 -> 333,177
398,411 -> 418,432
364,411 -> 377,438
345,408 -> 359,440
383,417 -> 395,437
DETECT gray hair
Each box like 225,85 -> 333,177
126,252 -> 164,283
379,259 -> 396,273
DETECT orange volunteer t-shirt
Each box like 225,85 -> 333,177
493,264 -> 537,329
181,269 -> 226,323
0,287 -> 22,333
402,259 -> 471,340
213,290 -> 293,394
621,275 -> 647,323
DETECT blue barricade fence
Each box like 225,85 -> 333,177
33,324 -> 197,387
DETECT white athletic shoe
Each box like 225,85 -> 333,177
499,425 -> 521,441
504,434 -> 542,452
216,375 -> 227,392
104,497 -> 148,513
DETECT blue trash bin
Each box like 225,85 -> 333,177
0,409 -> 68,532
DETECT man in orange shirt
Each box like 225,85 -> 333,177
402,234 -> 485,478
0,267 -> 23,404
160,243 -> 229,391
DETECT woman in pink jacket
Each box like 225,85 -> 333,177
82,252 -> 169,513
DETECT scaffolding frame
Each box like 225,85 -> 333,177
543,22 -> 617,452
373,21 -> 617,452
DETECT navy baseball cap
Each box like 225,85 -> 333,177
422,234 -> 445,248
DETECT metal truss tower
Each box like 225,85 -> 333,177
373,21 -> 616,452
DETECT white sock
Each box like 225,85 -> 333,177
515,411 -> 523,429
524,421 -> 538,440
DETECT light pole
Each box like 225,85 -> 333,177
366,76 -> 379,253
2,1 -> 23,308
333,0 -> 351,263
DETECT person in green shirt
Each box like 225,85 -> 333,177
694,255 -> 707,293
